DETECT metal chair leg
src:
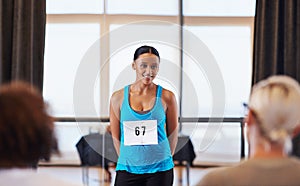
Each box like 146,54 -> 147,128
82,166 -> 89,186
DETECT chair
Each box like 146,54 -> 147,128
173,135 -> 196,186
76,132 -> 117,185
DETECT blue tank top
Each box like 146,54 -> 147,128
116,84 -> 174,174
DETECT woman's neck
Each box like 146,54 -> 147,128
131,82 -> 155,93
250,141 -> 287,159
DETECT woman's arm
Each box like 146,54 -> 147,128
109,90 -> 123,156
163,89 -> 179,155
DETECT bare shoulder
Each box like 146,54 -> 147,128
161,88 -> 176,104
110,88 -> 124,107
196,167 -> 228,186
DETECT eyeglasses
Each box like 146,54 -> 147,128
242,102 -> 249,116
242,102 -> 267,134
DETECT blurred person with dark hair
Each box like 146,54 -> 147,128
197,75 -> 300,186
0,82 -> 81,186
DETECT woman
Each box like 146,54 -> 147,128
0,82 -> 80,186
197,75 -> 300,186
110,45 -> 178,186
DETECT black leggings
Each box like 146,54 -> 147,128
114,169 -> 174,186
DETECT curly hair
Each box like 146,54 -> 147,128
0,81 -> 58,168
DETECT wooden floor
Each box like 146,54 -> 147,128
37,165 -> 214,186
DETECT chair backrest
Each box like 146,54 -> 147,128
75,133 -> 117,169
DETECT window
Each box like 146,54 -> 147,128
46,0 -> 103,14
44,0 -> 255,165
184,0 -> 256,16
44,23 -> 100,116
182,25 -> 252,117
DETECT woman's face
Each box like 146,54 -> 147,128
133,53 -> 160,84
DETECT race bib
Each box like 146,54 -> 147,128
123,120 -> 158,146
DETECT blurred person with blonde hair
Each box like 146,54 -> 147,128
197,75 -> 300,186
0,82 -> 82,186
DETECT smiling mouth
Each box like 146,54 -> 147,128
143,75 -> 154,78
